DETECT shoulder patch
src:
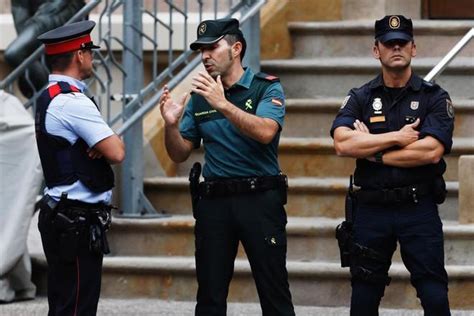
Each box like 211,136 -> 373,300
255,72 -> 280,82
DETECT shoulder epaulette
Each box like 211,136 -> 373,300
422,80 -> 440,91
255,72 -> 280,82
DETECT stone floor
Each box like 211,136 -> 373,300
1,298 -> 474,316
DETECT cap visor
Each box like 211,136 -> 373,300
377,32 -> 412,43
190,35 -> 224,50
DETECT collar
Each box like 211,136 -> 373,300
48,74 -> 87,92
369,73 -> 422,92
231,67 -> 254,90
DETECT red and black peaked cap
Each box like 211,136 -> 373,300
38,20 -> 100,55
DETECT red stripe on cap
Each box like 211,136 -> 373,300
44,35 -> 92,55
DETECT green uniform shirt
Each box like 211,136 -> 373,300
179,67 -> 285,178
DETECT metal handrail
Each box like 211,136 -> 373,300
0,0 -> 102,89
424,28 -> 474,82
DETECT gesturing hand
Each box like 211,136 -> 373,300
159,85 -> 188,127
191,72 -> 227,111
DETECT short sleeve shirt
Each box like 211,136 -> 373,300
44,74 -> 114,203
179,68 -> 286,178
330,74 -> 454,189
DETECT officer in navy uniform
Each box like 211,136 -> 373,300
159,18 -> 295,316
36,20 -> 125,315
331,15 -> 454,315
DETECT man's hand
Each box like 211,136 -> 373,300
159,85 -> 187,127
191,72 -> 227,111
396,118 -> 420,147
353,119 -> 370,133
87,147 -> 103,159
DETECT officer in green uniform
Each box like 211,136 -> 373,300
159,18 -> 295,316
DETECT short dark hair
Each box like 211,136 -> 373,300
223,34 -> 246,61
45,51 -> 75,72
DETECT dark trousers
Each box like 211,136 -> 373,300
350,196 -> 450,316
194,189 -> 295,316
38,207 -> 103,316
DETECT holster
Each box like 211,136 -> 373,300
189,162 -> 202,218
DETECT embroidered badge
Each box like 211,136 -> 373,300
370,116 -> 386,123
446,99 -> 454,118
341,95 -> 351,109
410,101 -> 419,110
372,98 -> 383,114
389,16 -> 400,29
245,99 -> 253,111
271,98 -> 283,106
198,23 -> 207,35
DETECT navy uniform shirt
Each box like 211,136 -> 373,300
179,68 -> 285,178
330,74 -> 454,189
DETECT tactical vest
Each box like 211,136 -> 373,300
35,81 -> 114,192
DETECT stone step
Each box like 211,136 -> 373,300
173,137 -> 474,181
284,98 -> 474,138
107,215 -> 474,266
288,20 -> 474,58
144,177 -> 459,220
31,255 -> 474,309
261,57 -> 474,98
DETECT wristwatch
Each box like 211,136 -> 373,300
374,151 -> 384,164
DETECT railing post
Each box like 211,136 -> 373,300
241,0 -> 261,72
121,0 -> 146,216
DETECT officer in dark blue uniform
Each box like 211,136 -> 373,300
331,15 -> 454,316
159,18 -> 295,316
36,21 -> 125,315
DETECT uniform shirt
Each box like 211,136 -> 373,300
180,68 -> 285,178
44,74 -> 114,203
330,73 -> 454,189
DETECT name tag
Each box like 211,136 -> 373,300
370,116 -> 386,123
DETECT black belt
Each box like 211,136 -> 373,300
355,182 -> 432,204
39,194 -> 111,216
199,174 -> 287,197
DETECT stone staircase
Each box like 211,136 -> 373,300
32,19 -> 474,310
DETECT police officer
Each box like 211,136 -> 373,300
331,15 -> 454,315
159,18 -> 295,316
36,20 -> 125,315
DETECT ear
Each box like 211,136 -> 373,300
76,50 -> 84,64
232,41 -> 242,59
411,41 -> 417,58
372,44 -> 380,59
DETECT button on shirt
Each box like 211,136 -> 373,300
44,74 -> 114,203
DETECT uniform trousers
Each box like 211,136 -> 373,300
350,196 -> 450,316
194,189 -> 295,316
38,206 -> 103,316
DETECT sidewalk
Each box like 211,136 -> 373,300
1,298 -> 473,316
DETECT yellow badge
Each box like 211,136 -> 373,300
389,16 -> 400,29
370,116 -> 386,123
198,23 -> 207,35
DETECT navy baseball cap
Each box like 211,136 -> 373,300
190,18 -> 244,50
38,20 -> 100,55
375,15 -> 413,43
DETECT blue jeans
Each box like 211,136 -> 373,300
350,196 -> 450,316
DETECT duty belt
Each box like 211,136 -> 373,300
199,174 -> 288,197
355,182 -> 432,204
